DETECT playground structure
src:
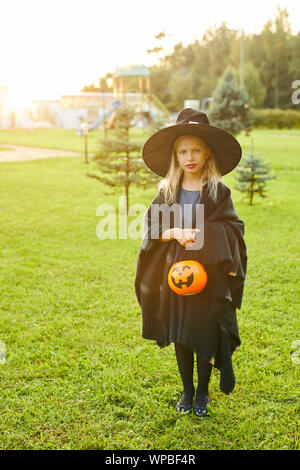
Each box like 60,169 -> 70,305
0,65 -> 171,130
111,64 -> 170,124
75,65 -> 171,136
112,65 -> 170,123
71,91 -> 170,137
75,65 -> 171,135
76,99 -> 121,136
112,65 -> 151,110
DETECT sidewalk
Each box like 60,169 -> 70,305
0,144 -> 83,162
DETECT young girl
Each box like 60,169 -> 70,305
134,108 -> 247,418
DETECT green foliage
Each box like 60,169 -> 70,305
0,146 -> 13,151
232,61 -> 266,108
250,108 -> 300,129
208,68 -> 253,136
234,139 -> 276,205
257,6 -> 292,108
146,116 -> 168,136
86,106 -> 159,212
110,6 -> 296,112
289,31 -> 300,81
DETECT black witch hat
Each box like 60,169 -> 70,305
142,108 -> 242,177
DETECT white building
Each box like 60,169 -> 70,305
0,89 -> 170,130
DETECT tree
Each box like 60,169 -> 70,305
81,8 -> 299,112
232,61 -> 266,108
148,65 -> 173,110
86,106 -> 159,215
233,138 -> 276,205
249,6 -> 293,109
167,67 -> 195,110
81,74 -> 113,92
147,30 -> 170,62
208,67 -> 253,136
289,30 -> 300,109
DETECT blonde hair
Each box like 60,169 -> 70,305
157,135 -> 222,204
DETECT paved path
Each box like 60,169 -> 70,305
0,145 -> 83,162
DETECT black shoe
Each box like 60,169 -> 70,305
175,393 -> 194,414
193,394 -> 210,418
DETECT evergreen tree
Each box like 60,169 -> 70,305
86,106 -> 159,215
208,67 -> 253,136
234,138 -> 276,205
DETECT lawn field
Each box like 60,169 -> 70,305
0,128 -> 299,450
0,127 -> 146,154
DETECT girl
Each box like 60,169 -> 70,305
134,108 -> 247,418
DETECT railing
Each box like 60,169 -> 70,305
112,92 -> 170,120
150,94 -> 170,119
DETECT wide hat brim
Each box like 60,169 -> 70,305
142,123 -> 242,177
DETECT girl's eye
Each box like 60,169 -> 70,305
178,149 -> 201,155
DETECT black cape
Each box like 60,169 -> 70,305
134,174 -> 247,394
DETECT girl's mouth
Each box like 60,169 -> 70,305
186,164 -> 196,168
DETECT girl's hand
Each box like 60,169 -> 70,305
173,228 -> 201,247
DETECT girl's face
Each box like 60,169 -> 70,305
175,135 -> 210,175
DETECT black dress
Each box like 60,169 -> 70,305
168,187 -> 238,374
168,188 -> 202,344
135,178 -> 246,394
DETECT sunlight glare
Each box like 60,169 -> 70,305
5,86 -> 33,112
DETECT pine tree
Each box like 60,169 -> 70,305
86,106 -> 159,215
208,67 -> 253,136
234,138 -> 276,205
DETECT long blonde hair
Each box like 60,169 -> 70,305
157,135 -> 223,204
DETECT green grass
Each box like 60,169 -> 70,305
0,128 -> 146,154
0,129 -> 299,450
0,146 -> 13,151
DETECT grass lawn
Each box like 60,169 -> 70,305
0,128 -> 146,154
0,128 -> 299,450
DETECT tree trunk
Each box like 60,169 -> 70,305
250,178 -> 254,206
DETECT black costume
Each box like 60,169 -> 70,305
168,187 -> 201,343
134,173 -> 247,394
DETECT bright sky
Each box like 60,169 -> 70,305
1,0 -> 299,106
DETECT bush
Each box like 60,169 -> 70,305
251,108 -> 300,129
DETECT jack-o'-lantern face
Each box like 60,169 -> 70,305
168,260 -> 207,296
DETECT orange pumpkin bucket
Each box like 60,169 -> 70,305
168,260 -> 207,296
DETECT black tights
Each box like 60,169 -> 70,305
174,342 -> 212,407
